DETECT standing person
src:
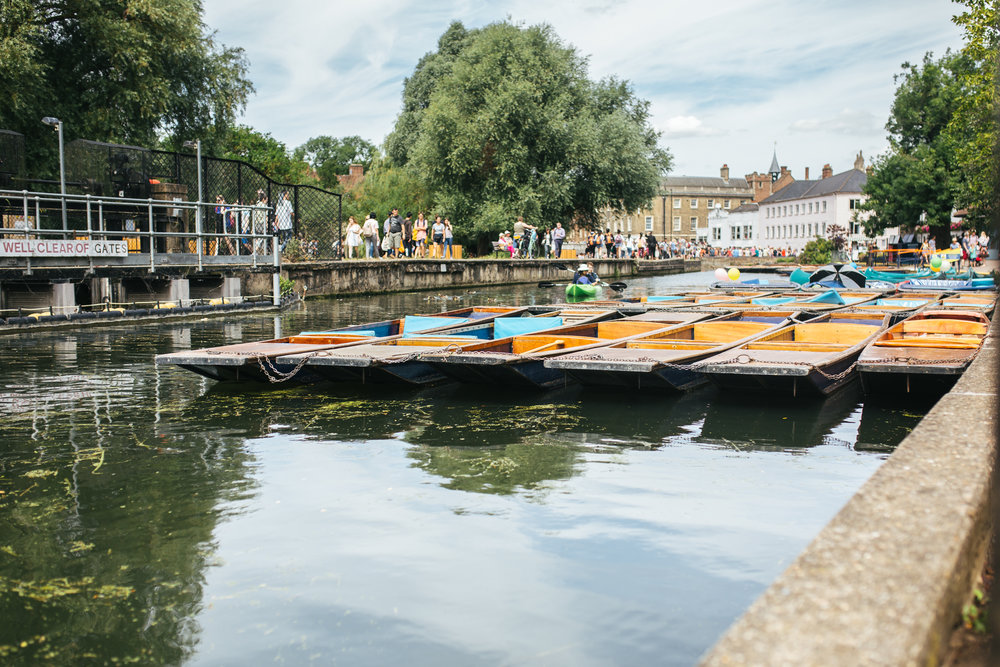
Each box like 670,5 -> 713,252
385,207 -> 404,258
212,195 -> 227,255
362,212 -> 380,259
402,212 -> 414,258
275,191 -> 294,252
252,191 -> 268,255
603,229 -> 614,259
345,215 -> 362,259
431,215 -> 446,257
443,217 -> 454,258
551,222 -> 565,259
541,227 -> 551,259
413,212 -> 428,258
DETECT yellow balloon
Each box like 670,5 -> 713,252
930,264 -> 940,272
727,267 -> 740,281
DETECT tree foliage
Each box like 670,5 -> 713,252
292,135 -> 378,190
386,20 -> 671,241
218,125 -> 312,186
0,0 -> 253,178
862,52 -> 969,245
342,160 -> 433,226
865,1 -> 999,241
947,0 -> 999,228
798,237 -> 833,265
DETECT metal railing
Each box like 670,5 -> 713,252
1,188 -> 279,274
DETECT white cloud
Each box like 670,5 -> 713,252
663,115 -> 725,138
201,0 -> 964,176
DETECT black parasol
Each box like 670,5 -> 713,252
807,263 -> 866,288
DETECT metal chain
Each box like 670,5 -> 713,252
255,353 -> 312,383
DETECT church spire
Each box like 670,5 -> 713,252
768,144 -> 780,183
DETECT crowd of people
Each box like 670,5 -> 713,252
916,230 -> 990,270
344,208 -> 456,259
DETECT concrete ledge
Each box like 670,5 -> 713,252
702,314 -> 998,666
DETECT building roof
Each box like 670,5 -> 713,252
661,175 -> 750,190
731,203 -> 759,213
760,169 -> 866,203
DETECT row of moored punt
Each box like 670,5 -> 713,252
155,287 -> 997,399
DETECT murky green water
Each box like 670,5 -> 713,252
0,271 -> 925,665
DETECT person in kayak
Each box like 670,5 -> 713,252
572,263 -> 597,285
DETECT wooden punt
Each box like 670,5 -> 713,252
544,310 -> 805,391
154,305 -> 530,383
419,317 -> 691,389
936,294 -> 997,315
284,308 -> 618,386
696,312 -> 890,397
857,309 -> 991,396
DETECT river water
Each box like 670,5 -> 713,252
0,271 -> 926,665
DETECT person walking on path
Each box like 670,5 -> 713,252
362,212 -> 380,259
551,222 -> 565,259
443,218 -> 455,258
414,213 -> 428,258
431,216 -> 446,258
385,207 -> 404,258
403,213 -> 414,257
275,191 -> 294,252
345,216 -> 363,259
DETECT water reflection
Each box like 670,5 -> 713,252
0,273 -> 924,665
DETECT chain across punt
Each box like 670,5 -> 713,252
255,353 -> 312,383
693,353 -> 860,382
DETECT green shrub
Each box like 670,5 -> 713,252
799,237 -> 833,265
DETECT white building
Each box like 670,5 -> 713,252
759,156 -> 873,253
708,203 -> 759,248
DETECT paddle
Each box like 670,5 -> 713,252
604,281 -> 627,291
538,280 -> 627,291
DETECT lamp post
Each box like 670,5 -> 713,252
41,116 -> 67,232
182,140 -> 203,268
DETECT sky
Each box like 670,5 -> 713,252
203,0 -> 965,180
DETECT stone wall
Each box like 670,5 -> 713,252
701,308 -> 998,666
279,258 -> 688,298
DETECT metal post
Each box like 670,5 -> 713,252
57,121 -> 66,233
183,139 -> 204,271
22,191 -> 32,275
148,199 -> 155,273
273,204 -> 281,306
86,195 -> 94,274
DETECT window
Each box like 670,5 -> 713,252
712,227 -> 721,241
849,198 -> 862,210
744,225 -> 752,240
645,216 -> 653,231
822,201 -> 828,213
724,199 -> 731,209
673,216 -> 681,231
690,216 -> 698,230
673,198 -> 681,209
707,199 -> 714,209
626,216 -> 632,232
783,206 -> 788,216
690,198 -> 698,208
733,226 -> 741,240
808,202 -> 813,214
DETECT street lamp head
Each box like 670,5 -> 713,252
182,140 -> 199,149
41,116 -> 61,127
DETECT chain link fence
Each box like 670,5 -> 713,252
1,136 -> 343,258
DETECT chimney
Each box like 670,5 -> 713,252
821,164 -> 833,179
780,166 -> 788,177
349,163 -> 364,177
804,166 -> 810,180
720,164 -> 729,181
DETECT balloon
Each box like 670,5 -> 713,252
714,268 -> 728,281
849,262 -> 857,269
930,255 -> 942,268
930,264 -> 941,272
940,259 -> 951,272
727,268 -> 740,281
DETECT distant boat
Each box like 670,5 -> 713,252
857,309 -> 990,396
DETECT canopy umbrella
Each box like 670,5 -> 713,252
808,263 -> 867,288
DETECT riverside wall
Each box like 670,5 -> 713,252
701,307 -> 998,666
280,258 -> 695,298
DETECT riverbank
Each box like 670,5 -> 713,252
283,257 -> 696,298
702,303 -> 998,665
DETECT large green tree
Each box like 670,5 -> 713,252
946,0 -> 999,229
292,135 -> 378,190
0,0 -> 253,178
219,125 -> 312,185
862,52 -> 970,246
386,20 -> 670,244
